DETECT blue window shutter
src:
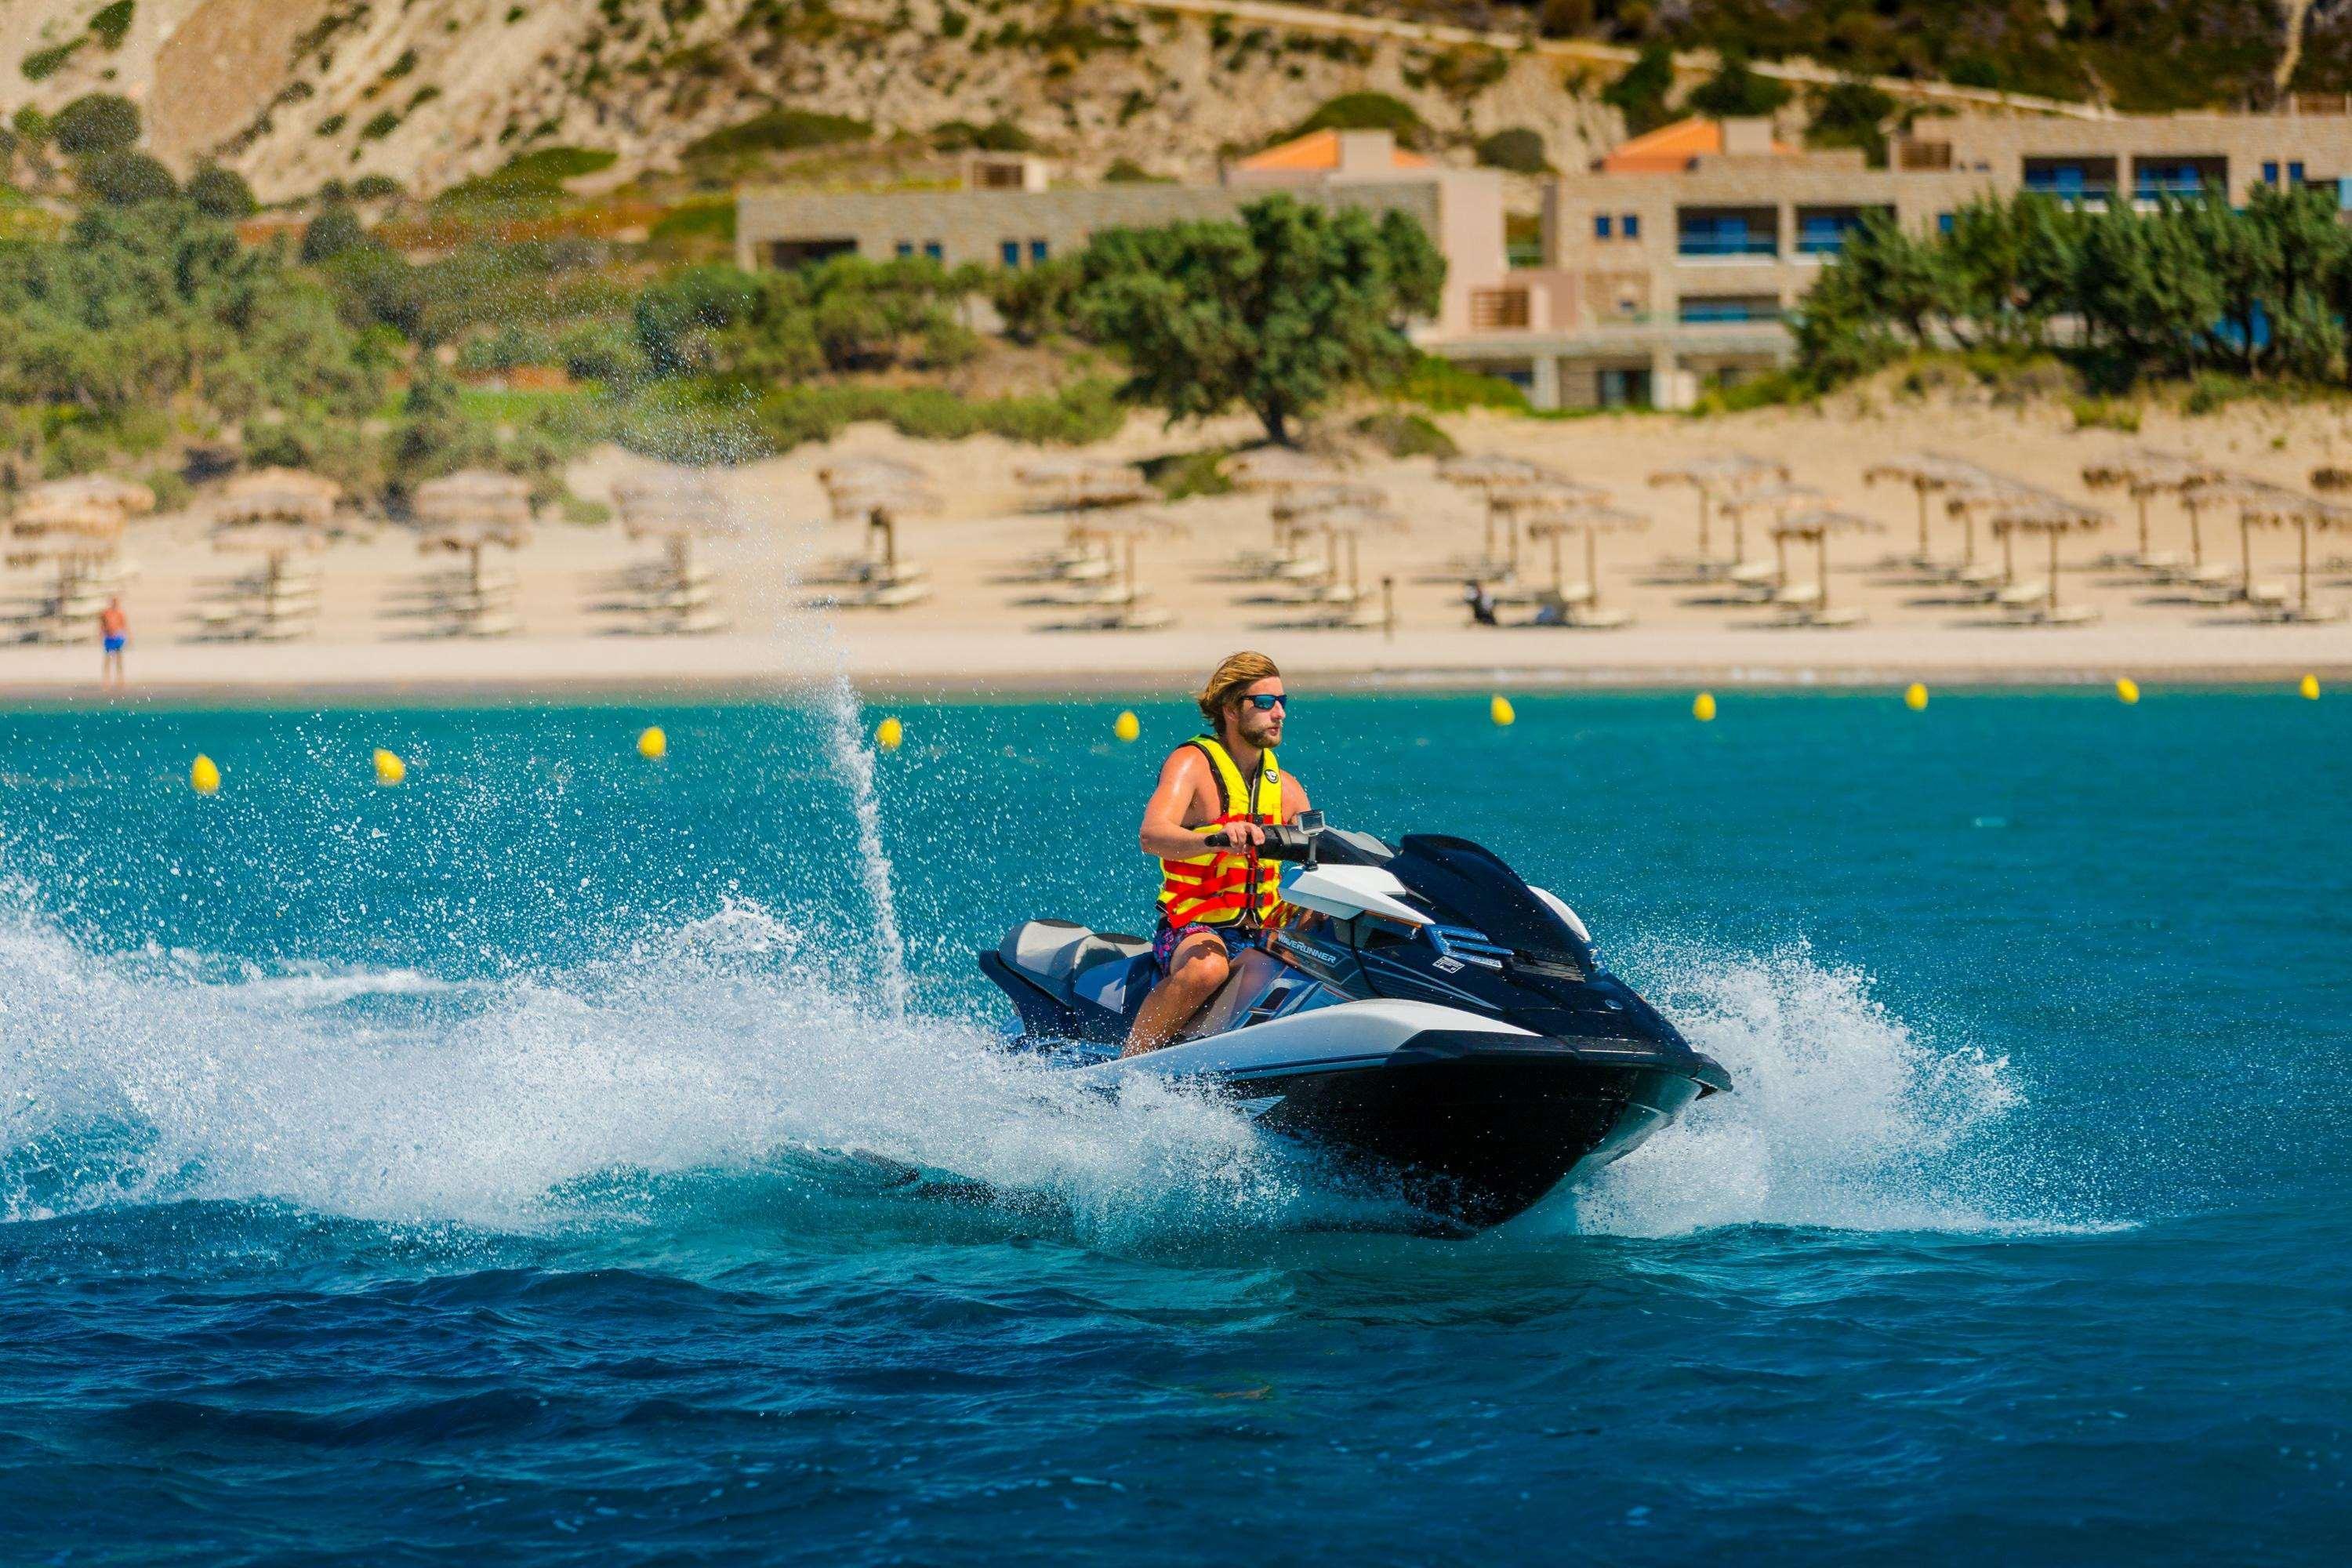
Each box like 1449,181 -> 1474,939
1594,213 -> 1611,239
1029,238 -> 1049,262
1000,240 -> 1020,267
1622,213 -> 1640,238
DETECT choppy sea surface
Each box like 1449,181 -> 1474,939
2,688 -> 2347,1565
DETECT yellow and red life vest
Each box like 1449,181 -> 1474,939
1156,735 -> 1283,930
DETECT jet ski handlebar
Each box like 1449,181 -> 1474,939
1203,814 -> 1326,863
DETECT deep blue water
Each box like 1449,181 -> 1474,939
2,688 -> 2347,1564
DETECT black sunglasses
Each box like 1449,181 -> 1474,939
1241,693 -> 1289,712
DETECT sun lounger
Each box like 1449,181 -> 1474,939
1999,603 -> 2100,626
1995,579 -> 2052,609
846,581 -> 934,609
1777,604 -> 1867,629
1772,582 -> 1826,611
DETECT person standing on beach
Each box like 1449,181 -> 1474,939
1126,652 -> 1312,1056
98,597 -> 128,691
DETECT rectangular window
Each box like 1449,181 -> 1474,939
1593,213 -> 1613,240
1029,238 -> 1049,263
2291,162 -> 2307,183
2263,161 -> 2281,185
1936,212 -> 1956,234
1621,212 -> 1640,238
1000,240 -> 1021,267
1677,296 -> 1777,325
894,241 -> 914,257
924,241 -> 943,260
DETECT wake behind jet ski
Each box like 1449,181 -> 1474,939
981,815 -> 1730,1232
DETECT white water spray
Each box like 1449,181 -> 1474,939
818,667 -> 909,1018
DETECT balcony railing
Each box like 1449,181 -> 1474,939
1678,235 -> 1777,258
1795,231 -> 1850,256
2134,177 -> 2219,201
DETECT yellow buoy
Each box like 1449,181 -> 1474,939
1693,691 -> 1717,723
1490,694 -> 1515,728
637,725 -> 668,760
1904,682 -> 1929,712
875,716 -> 904,751
190,754 -> 220,795
1113,710 -> 1141,743
2300,673 -> 2322,701
2115,677 -> 2140,706
373,748 -> 407,786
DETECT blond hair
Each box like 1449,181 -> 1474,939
1196,651 -> 1282,730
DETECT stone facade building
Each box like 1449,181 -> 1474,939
737,111 -> 2352,412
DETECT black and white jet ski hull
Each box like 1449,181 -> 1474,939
1072,1000 -> 1708,1229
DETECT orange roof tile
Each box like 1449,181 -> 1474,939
1598,117 -> 1796,174
1235,128 -> 1433,173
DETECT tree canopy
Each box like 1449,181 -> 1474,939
1796,185 -> 2352,387
1073,196 -> 1445,444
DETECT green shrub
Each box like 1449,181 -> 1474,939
78,150 -> 176,205
1474,127 -> 1548,174
2069,395 -> 2142,433
1601,45 -> 1674,136
752,377 -> 1123,452
433,146 -> 615,205
141,466 -> 193,512
1691,369 -> 1813,416
683,109 -> 871,162
90,2 -> 137,50
186,164 -> 256,219
1392,354 -> 1530,413
1103,158 -> 1166,183
1139,448 -> 1235,500
1355,409 -> 1457,459
649,198 -> 735,245
358,111 -> 401,141
300,204 -> 368,263
1286,93 -> 1428,149
22,41 -> 85,82
351,173 -> 403,201
53,94 -> 140,155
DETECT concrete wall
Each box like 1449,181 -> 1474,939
735,176 -> 1501,335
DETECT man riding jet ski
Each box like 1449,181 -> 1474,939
979,652 -> 1729,1232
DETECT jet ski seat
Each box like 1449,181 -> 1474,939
996,920 -> 1153,1012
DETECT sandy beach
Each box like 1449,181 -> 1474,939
9,394 -> 2352,703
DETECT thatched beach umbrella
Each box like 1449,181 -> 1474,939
418,516 -> 532,607
1985,496 -> 2108,619
1863,452 -> 1997,565
5,496 -> 126,627
1073,510 -> 1192,608
1714,481 -> 1823,568
1525,503 -> 1649,616
414,468 -> 534,528
1648,453 -> 1789,564
1771,509 -> 1884,613
817,455 -> 927,495
2081,449 -> 2223,564
1266,481 -> 1388,564
31,474 -> 158,518
1016,457 -> 1152,512
1226,448 -> 1344,494
615,475 -> 742,584
2219,482 -> 2352,617
212,482 -> 332,615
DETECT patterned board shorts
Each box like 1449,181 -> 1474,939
1151,919 -> 1232,975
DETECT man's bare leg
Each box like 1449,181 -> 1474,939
1124,930 -> 1230,1057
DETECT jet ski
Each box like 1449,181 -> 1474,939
979,814 -> 1729,1232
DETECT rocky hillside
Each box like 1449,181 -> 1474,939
0,0 -> 1630,201
5,1 -> 2348,205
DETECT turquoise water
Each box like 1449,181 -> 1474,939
2,689 -> 2347,1563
